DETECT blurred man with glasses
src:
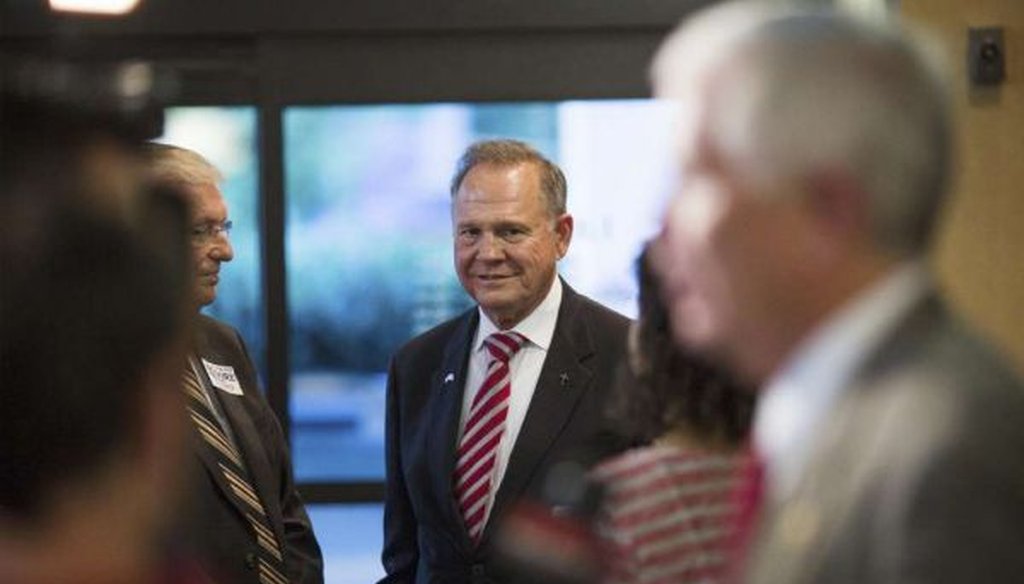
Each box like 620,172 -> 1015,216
147,144 -> 323,584
650,3 -> 1024,581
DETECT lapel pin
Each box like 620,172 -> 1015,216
443,372 -> 455,385
559,372 -> 570,387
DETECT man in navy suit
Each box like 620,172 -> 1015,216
380,139 -> 631,583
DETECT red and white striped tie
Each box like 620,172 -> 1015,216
454,331 -> 527,544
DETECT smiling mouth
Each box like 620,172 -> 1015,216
476,274 -> 512,281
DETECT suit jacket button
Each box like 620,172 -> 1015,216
471,563 -> 486,577
245,552 -> 258,570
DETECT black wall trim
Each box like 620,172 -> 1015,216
2,0 -> 710,38
262,30 -> 663,104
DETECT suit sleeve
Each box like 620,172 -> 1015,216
379,356 -> 418,583
271,410 -> 325,584
235,329 -> 325,584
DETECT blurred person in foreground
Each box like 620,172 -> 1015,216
650,2 -> 1024,582
0,94 -> 196,583
146,144 -> 323,584
589,245 -> 754,584
380,139 -> 631,583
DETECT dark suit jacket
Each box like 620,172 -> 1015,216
746,293 -> 1024,583
178,315 -> 323,584
380,281 -> 632,584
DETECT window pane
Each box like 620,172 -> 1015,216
158,107 -> 264,377
285,101 -> 679,482
307,503 -> 384,583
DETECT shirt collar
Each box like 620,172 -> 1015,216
475,276 -> 563,353
754,261 -> 931,500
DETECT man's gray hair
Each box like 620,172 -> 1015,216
653,2 -> 953,256
145,142 -> 222,187
450,139 -> 568,217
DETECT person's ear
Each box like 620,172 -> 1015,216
554,213 -> 574,259
803,168 -> 870,251
798,165 -> 872,270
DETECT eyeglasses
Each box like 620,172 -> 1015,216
189,220 -> 233,244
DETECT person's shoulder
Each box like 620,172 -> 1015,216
193,315 -> 254,363
393,307 -> 476,363
907,323 -> 1024,435
847,301 -> 1024,471
879,301 -> 1023,407
195,313 -> 240,341
561,284 -> 631,337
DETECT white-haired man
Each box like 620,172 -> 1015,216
147,144 -> 323,584
650,3 -> 1024,582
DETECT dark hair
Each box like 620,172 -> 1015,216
0,194 -> 189,519
0,91 -> 189,520
450,139 -> 568,216
606,246 -> 755,446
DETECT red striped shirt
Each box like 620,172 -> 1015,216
591,446 -> 744,584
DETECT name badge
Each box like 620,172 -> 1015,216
201,359 -> 244,396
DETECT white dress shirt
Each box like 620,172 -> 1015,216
754,262 -> 930,502
459,276 -> 563,527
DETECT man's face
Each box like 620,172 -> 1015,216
453,162 -> 572,329
652,119 -> 813,382
186,183 -> 233,308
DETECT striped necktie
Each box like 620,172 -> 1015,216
182,359 -> 290,584
453,331 -> 527,545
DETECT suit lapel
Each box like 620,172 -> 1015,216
484,285 -> 594,541
187,420 -> 253,523
187,356 -> 274,532
751,292 -> 948,583
427,310 -> 479,547
191,320 -> 287,547
215,377 -> 284,541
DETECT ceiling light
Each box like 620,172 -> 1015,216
49,0 -> 141,15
